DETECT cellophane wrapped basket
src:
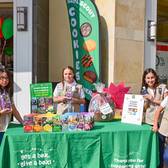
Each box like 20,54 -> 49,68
88,83 -> 115,121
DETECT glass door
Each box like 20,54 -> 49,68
156,0 -> 168,84
0,2 -> 13,72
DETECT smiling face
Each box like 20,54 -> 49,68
0,72 -> 9,88
145,72 -> 156,88
63,68 -> 74,84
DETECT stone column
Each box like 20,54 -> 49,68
95,0 -> 145,93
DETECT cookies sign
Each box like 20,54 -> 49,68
66,0 -> 100,100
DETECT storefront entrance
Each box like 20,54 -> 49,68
156,0 -> 168,84
0,2 -> 13,75
0,0 -> 34,117
1,0 -> 49,117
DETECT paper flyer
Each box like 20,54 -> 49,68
121,94 -> 144,125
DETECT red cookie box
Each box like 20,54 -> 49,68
23,125 -> 34,133
23,113 -> 38,132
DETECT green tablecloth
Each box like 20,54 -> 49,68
0,121 -> 159,168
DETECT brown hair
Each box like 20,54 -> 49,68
0,68 -> 12,93
61,66 -> 76,86
141,68 -> 159,89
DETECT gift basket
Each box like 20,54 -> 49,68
88,83 -> 115,121
88,82 -> 130,121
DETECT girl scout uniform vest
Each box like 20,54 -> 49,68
145,84 -> 167,125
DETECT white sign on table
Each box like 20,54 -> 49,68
121,94 -> 144,125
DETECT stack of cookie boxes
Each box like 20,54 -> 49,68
61,112 -> 94,131
23,112 -> 94,132
23,112 -> 62,133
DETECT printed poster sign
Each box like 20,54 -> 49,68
66,0 -> 100,100
30,83 -> 54,113
121,94 -> 144,125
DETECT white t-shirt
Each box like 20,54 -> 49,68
159,96 -> 168,136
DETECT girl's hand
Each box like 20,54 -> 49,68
65,96 -> 72,101
143,94 -> 154,102
152,124 -> 158,132
53,96 -> 67,103
0,108 -> 12,115
60,96 -> 67,103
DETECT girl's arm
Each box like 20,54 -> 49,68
71,86 -> 86,104
72,97 -> 86,104
0,108 -> 12,115
53,96 -> 67,103
53,96 -> 85,104
12,104 -> 23,124
152,99 -> 162,105
152,106 -> 164,132
143,94 -> 153,102
144,94 -> 162,105
53,83 -> 67,103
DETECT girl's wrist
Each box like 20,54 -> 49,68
150,97 -> 154,102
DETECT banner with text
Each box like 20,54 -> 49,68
66,0 -> 100,100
